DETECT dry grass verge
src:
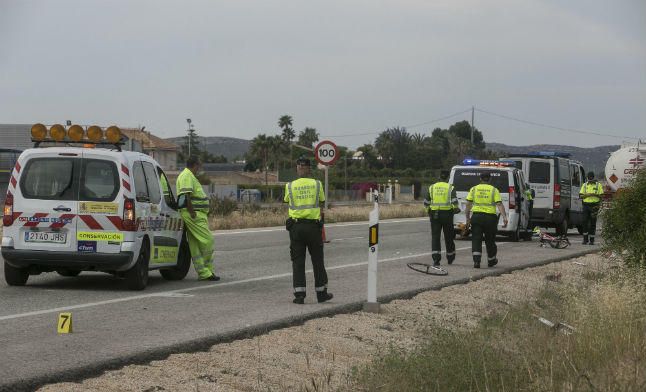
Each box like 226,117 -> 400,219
209,203 -> 426,230
37,254 -> 640,392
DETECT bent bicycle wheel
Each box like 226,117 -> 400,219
407,263 -> 448,276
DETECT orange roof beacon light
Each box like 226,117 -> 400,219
31,123 -> 47,140
87,125 -> 103,142
68,125 -> 85,142
50,124 -> 66,141
105,126 -> 121,144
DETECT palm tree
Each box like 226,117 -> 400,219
411,132 -> 427,145
278,115 -> 295,142
297,127 -> 319,148
250,134 -> 270,185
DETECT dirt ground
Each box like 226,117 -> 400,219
39,253 -> 608,392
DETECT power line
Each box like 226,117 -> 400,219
475,107 -> 638,140
321,108 -> 472,138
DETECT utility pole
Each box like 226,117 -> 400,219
186,118 -> 192,157
471,106 -> 475,144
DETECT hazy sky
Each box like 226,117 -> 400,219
1,0 -> 644,148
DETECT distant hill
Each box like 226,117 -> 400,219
166,136 -> 251,160
487,143 -> 619,173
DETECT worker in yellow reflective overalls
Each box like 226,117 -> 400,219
177,156 -> 219,281
284,157 -> 333,304
580,171 -> 604,245
465,172 -> 508,268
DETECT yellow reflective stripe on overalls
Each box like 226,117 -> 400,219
288,180 -> 320,210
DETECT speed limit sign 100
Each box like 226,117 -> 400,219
314,140 -> 339,166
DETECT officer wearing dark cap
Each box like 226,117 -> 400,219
464,171 -> 508,268
283,157 -> 333,304
424,170 -> 459,266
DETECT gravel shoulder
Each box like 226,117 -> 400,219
38,253 -> 609,392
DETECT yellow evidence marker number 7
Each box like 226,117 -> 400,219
57,312 -> 73,334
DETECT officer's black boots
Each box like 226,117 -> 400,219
317,290 -> 333,303
473,262 -> 480,268
582,235 -> 589,245
293,297 -> 305,304
589,238 -> 595,245
433,260 -> 440,267
488,258 -> 498,268
447,256 -> 455,265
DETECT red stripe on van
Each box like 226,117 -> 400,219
79,215 -> 103,230
121,164 -> 129,176
14,162 -> 21,173
107,215 -> 124,230
122,179 -> 131,192
10,176 -> 16,188
24,213 -> 48,227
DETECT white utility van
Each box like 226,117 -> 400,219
507,152 -> 586,235
1,125 -> 191,290
449,160 -> 532,241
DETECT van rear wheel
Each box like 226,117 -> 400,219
557,216 -> 569,236
4,261 -> 29,286
125,242 -> 149,290
160,234 -> 191,281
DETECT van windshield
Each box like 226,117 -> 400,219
21,157 -> 119,201
452,169 -> 508,193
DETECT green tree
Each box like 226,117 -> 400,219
278,115 -> 295,142
375,127 -> 412,169
249,134 -> 271,185
297,127 -> 319,148
178,127 -> 202,163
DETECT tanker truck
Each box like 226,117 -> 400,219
605,141 -> 645,192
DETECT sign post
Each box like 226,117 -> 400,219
314,140 -> 339,210
364,190 -> 381,313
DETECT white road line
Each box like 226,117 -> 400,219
330,236 -> 364,242
213,217 -> 427,235
0,244 -> 474,322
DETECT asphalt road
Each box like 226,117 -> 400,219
0,218 -> 598,391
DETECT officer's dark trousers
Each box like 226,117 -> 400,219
582,202 -> 600,241
289,221 -> 328,298
471,212 -> 498,264
430,210 -> 456,262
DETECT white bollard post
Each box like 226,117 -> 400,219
364,190 -> 381,313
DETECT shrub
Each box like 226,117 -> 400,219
602,169 -> 646,266
209,196 -> 237,217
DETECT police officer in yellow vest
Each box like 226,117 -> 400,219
580,171 -> 604,245
425,170 -> 459,266
284,157 -> 333,304
177,156 -> 220,281
464,172 -> 508,268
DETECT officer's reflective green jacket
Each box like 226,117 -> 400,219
466,183 -> 502,215
524,189 -> 533,201
426,182 -> 458,211
176,168 -> 209,212
580,181 -> 604,204
284,177 -> 325,220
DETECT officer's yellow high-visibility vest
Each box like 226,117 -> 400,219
467,183 -> 502,215
428,182 -> 455,211
525,189 -> 533,201
284,177 -> 325,220
176,168 -> 210,212
580,181 -> 603,204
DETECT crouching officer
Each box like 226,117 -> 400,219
464,172 -> 508,268
425,170 -> 458,266
177,156 -> 220,281
284,157 -> 333,304
580,171 -> 604,245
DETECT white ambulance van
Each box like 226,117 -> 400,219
450,159 -> 532,241
1,124 -> 191,290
